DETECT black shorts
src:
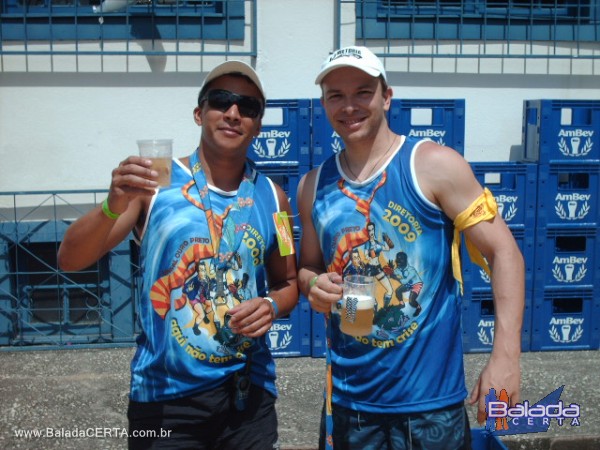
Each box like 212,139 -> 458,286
128,378 -> 278,450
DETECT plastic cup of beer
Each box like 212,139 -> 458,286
334,275 -> 375,336
137,139 -> 173,187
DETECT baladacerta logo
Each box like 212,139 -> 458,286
485,386 -> 581,435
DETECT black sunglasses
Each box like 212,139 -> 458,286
201,89 -> 263,119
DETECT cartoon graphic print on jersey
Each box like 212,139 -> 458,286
148,186 -> 268,362
329,172 -> 426,344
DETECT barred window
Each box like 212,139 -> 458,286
356,0 -> 599,41
0,0 -> 245,41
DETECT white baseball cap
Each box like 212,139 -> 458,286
315,46 -> 387,85
200,60 -> 266,101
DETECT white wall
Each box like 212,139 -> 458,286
1,0 -> 599,193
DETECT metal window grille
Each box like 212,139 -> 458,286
342,0 -> 600,58
0,0 -> 256,56
0,191 -> 140,349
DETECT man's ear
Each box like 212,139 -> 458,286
193,106 -> 203,126
383,87 -> 393,112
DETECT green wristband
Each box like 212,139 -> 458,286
309,275 -> 319,288
101,198 -> 121,220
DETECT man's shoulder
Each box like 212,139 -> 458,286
413,139 -> 466,169
414,137 -> 451,154
253,171 -> 287,208
411,138 -> 474,208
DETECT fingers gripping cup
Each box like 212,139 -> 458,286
334,275 -> 375,336
137,139 -> 173,187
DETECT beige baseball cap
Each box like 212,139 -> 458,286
200,60 -> 266,100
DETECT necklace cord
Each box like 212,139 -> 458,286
342,134 -> 398,182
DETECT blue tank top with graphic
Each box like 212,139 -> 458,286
312,137 -> 467,413
130,158 -> 280,402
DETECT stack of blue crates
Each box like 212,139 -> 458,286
523,100 -> 600,351
250,99 -> 311,217
254,100 -> 312,357
267,226 -> 311,358
461,163 -> 537,353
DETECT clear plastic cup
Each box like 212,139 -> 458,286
137,139 -> 173,187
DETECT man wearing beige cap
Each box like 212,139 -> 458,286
59,61 -> 298,449
297,46 -> 524,449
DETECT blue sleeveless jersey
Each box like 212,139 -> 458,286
312,137 -> 467,413
130,158 -> 280,402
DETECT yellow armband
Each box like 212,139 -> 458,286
452,188 -> 498,295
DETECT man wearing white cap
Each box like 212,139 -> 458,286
59,61 -> 298,449
297,46 -> 524,449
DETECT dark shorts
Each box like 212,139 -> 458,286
128,379 -> 278,450
319,401 -> 472,450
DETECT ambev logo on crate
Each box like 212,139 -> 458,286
557,130 -> 593,158
268,323 -> 293,351
496,195 -> 519,223
476,319 -> 494,345
328,130 -> 344,154
554,193 -> 591,221
407,129 -> 447,146
549,316 -> 584,344
552,256 -> 588,284
485,386 -> 580,435
253,130 -> 292,159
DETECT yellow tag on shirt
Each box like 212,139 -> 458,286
273,212 -> 295,256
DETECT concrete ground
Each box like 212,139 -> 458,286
0,347 -> 598,450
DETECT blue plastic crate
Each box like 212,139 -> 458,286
470,162 -> 537,229
462,226 -> 535,294
522,99 -> 600,163
250,99 -> 311,168
536,162 -> 600,227
311,308 -> 327,358
389,99 -> 465,155
530,287 -> 600,351
259,166 -> 307,217
471,428 -> 508,450
268,295 -> 311,357
533,226 -> 600,290
462,288 -> 532,353
311,98 -> 343,168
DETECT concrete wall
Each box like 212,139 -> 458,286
1,0 -> 599,193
